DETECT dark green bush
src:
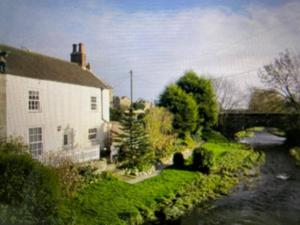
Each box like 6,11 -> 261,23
192,147 -> 214,174
173,152 -> 185,168
0,152 -> 62,225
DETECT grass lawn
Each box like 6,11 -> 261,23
69,131 -> 263,225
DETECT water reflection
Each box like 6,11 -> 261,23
239,131 -> 286,146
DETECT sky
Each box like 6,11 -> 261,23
0,0 -> 300,103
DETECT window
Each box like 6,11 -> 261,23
29,127 -> 43,157
28,91 -> 40,111
63,134 -> 68,146
91,96 -> 97,110
88,128 -> 97,140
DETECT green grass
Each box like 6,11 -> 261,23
68,130 -> 263,225
72,170 -> 201,225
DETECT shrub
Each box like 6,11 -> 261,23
192,147 -> 214,174
53,158 -> 83,197
144,107 -> 177,160
0,137 -> 28,154
0,152 -> 62,225
173,152 -> 185,168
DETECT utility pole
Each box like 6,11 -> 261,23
130,70 -> 133,107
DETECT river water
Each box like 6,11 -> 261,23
173,132 -> 300,225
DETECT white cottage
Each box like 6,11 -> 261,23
0,43 -> 111,162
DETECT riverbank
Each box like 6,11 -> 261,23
289,147 -> 300,166
68,132 -> 264,225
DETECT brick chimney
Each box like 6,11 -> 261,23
70,43 -> 86,68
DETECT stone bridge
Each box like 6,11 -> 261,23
218,112 -> 300,144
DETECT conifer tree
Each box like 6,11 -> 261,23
115,108 -> 154,170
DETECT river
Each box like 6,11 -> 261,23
171,132 -> 300,225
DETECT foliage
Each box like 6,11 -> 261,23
0,137 -> 28,154
258,50 -> 300,111
192,147 -> 214,173
289,147 -> 300,166
177,71 -> 219,129
144,107 -> 177,160
110,107 -> 123,122
115,108 -> 154,171
235,130 -> 255,139
52,159 -> 83,197
158,84 -> 198,134
133,101 -> 145,110
172,152 -> 185,168
0,152 -> 62,225
248,88 -> 288,113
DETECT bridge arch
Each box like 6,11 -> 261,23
218,113 -> 300,144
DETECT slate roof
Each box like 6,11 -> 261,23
0,44 -> 111,89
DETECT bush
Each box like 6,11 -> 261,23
0,137 -> 28,154
192,147 -> 214,174
173,152 -> 185,168
53,158 -> 83,197
0,152 -> 62,225
144,107 -> 177,160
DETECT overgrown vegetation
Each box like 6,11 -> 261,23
289,147 -> 300,166
0,140 -> 63,225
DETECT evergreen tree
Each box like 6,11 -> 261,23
115,108 -> 154,170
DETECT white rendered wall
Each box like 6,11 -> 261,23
5,74 -> 110,156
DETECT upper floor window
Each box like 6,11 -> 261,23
29,127 -> 43,157
88,128 -> 97,140
91,96 -> 97,110
28,90 -> 40,111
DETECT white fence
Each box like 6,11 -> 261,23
38,146 -> 100,165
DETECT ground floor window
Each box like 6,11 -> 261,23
88,128 -> 97,140
29,127 -> 43,156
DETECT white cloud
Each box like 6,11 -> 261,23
1,1 -> 300,101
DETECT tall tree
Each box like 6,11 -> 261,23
159,84 -> 198,134
177,71 -> 219,129
115,108 -> 154,170
258,50 -> 300,111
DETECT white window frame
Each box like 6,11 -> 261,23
91,96 -> 97,111
28,127 -> 43,157
28,90 -> 40,112
88,128 -> 97,140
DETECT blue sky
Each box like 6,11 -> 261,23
0,0 -> 299,103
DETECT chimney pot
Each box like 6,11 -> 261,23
79,43 -> 85,53
72,44 -> 77,53
70,43 -> 86,68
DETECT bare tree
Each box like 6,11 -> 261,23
258,50 -> 300,111
212,77 -> 247,111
